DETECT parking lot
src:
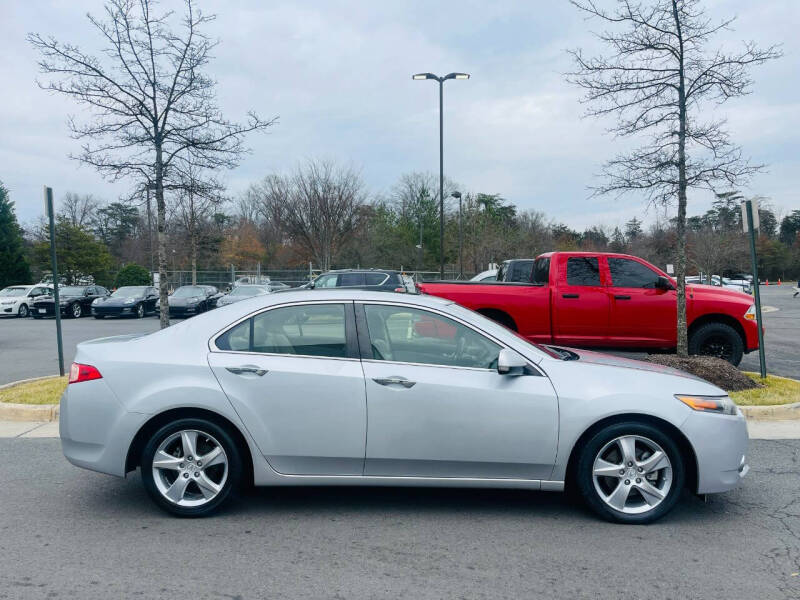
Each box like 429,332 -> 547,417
1,285 -> 797,385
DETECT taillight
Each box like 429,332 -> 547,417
68,362 -> 102,384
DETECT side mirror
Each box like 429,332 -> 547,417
656,276 -> 675,291
308,281 -> 315,289
497,348 -> 527,376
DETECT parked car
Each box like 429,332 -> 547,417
419,252 -> 759,365
471,269 -> 498,282
32,285 -> 110,319
233,275 -> 270,287
266,281 -> 290,292
216,284 -> 270,307
91,286 -> 158,319
686,275 -> 752,296
156,285 -> 218,318
0,284 -> 52,318
310,269 -> 413,292
62,289 -> 748,523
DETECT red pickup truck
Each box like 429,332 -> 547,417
419,251 -> 759,365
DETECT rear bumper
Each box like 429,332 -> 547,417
59,379 -> 147,477
681,409 -> 749,494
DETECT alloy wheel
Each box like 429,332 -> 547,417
698,335 -> 733,361
151,429 -> 229,507
137,303 -> 145,318
72,303 -> 82,318
592,435 -> 673,515
18,304 -> 28,318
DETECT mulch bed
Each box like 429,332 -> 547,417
645,355 -> 761,392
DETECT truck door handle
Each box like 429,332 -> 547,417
373,377 -> 416,388
614,295 -> 632,300
562,293 -> 579,299
226,365 -> 268,376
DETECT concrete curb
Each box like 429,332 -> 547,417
740,402 -> 800,421
0,376 -> 61,422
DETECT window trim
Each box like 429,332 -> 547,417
209,300 -> 360,361
354,300 -> 543,375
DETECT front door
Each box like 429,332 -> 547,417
358,303 -> 559,480
208,302 -> 367,475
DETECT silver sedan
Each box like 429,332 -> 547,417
60,290 -> 748,523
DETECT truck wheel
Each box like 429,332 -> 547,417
689,322 -> 743,366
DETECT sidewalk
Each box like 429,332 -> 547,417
1,419 -> 798,439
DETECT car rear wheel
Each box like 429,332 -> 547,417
689,322 -> 744,366
18,304 -> 29,318
576,422 -> 684,524
141,418 -> 242,517
71,303 -> 82,318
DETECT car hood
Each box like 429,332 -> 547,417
96,297 -> 140,306
554,347 -> 705,382
687,283 -> 752,303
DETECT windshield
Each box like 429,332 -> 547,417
230,286 -> 266,296
172,286 -> 205,298
112,286 -> 146,298
0,287 -> 28,297
61,286 -> 86,296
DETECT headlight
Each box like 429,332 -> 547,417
676,394 -> 737,415
744,304 -> 756,321
92,298 -> 101,305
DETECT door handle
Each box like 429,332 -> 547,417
562,293 -> 579,299
226,365 -> 268,376
373,377 -> 416,388
614,295 -> 632,300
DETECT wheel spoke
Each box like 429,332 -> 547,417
152,450 -> 183,471
638,450 -> 669,475
618,436 -> 637,465
593,458 -> 622,479
199,446 -> 225,469
636,480 -> 665,506
195,473 -> 221,500
165,475 -> 191,503
606,480 -> 631,511
180,430 -> 198,459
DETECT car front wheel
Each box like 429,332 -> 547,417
689,322 -> 744,366
576,422 -> 684,524
18,304 -> 29,318
140,418 -> 242,517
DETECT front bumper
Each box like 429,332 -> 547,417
681,409 -> 749,494
168,306 -> 199,317
59,379 -> 147,477
0,303 -> 19,314
92,306 -> 135,317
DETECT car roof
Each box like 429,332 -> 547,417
231,287 -> 451,309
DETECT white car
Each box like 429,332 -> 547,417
0,284 -> 53,318
216,284 -> 270,307
471,269 -> 498,282
61,290 -> 749,523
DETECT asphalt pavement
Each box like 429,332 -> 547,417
0,437 -> 797,599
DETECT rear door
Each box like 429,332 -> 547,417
208,301 -> 367,475
552,255 -> 610,344
606,257 -> 676,346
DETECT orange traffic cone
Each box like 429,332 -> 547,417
765,279 -> 769,285
778,278 -> 782,285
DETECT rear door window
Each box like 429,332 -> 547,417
566,257 -> 601,286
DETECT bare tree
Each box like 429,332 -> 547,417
173,160 -> 224,284
59,192 -> 101,228
260,161 -> 366,271
568,0 -> 780,355
29,0 -> 276,327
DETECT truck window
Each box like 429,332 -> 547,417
608,258 -> 660,288
532,258 -> 550,284
566,257 -> 600,286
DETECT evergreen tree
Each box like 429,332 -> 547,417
0,182 -> 32,287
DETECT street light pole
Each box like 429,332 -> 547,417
413,72 -> 469,279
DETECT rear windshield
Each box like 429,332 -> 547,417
173,286 -> 205,298
112,286 -> 146,298
532,258 -> 550,285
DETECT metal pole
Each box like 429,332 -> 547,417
44,187 -> 64,377
745,200 -> 767,378
458,195 -> 463,279
439,78 -> 444,280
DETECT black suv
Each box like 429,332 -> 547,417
309,270 -> 414,293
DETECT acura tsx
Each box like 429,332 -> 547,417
60,290 -> 748,523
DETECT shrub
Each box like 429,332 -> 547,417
115,263 -> 151,287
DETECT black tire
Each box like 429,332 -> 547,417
576,421 -> 685,524
136,303 -> 145,318
688,322 -> 744,366
140,418 -> 243,517
18,304 -> 29,318
70,303 -> 82,318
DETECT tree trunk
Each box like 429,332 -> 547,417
155,143 -> 170,329
673,0 -> 688,357
191,224 -> 197,285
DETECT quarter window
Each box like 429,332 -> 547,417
566,257 -> 601,286
363,305 -> 501,369
364,273 -> 388,285
608,258 -> 661,288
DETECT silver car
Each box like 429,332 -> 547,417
60,290 -> 748,523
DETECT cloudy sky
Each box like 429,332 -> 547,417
2,0 -> 798,230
